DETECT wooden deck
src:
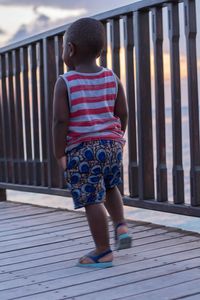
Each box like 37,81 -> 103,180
0,202 -> 200,300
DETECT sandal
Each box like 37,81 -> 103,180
77,249 -> 113,268
115,222 -> 132,250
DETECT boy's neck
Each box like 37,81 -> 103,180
74,61 -> 102,73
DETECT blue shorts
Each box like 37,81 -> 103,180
64,140 -> 123,209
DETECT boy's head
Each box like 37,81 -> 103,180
62,18 -> 105,68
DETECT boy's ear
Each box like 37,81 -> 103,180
68,42 -> 75,57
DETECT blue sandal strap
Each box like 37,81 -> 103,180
114,222 -> 127,241
115,222 -> 127,230
87,249 -> 112,263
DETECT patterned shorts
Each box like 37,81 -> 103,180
64,140 -> 123,209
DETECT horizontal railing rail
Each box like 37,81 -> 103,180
0,0 -> 200,217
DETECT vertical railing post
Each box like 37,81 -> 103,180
54,35 -> 65,189
123,14 -> 138,198
1,54 -> 11,182
134,10 -> 155,200
21,46 -> 33,185
7,52 -> 17,183
38,42 -> 48,187
110,17 -> 124,195
100,22 -> 107,67
168,3 -> 184,204
55,35 -> 64,77
110,18 -> 120,77
30,44 -> 41,185
0,55 -> 7,183
152,7 -> 168,202
0,189 -> 6,201
13,49 -> 25,184
43,37 -> 60,188
184,0 -> 200,206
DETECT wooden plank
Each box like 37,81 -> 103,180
180,294 -> 200,300
123,278 -> 200,300
0,208 -> 56,222
0,202 -> 21,208
0,213 -> 84,233
0,238 -> 197,284
0,212 -> 84,232
1,254 -> 200,298
1,226 -> 195,265
123,14 -> 138,197
168,2 -> 184,204
0,204 -> 54,216
0,222 -> 181,257
184,0 -> 200,206
0,219 -> 88,242
3,262 -> 200,300
0,228 -> 189,267
0,225 -> 192,263
152,7 -> 168,202
0,211 -> 82,231
0,223 -> 180,255
0,203 -> 199,300
0,209 -> 70,225
134,10 -> 154,200
1,234 -> 199,271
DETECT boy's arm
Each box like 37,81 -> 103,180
52,77 -> 69,169
114,76 -> 128,133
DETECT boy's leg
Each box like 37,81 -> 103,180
85,203 -> 110,253
104,186 -> 129,237
104,185 -> 125,225
79,203 -> 113,264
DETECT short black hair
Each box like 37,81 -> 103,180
65,18 -> 105,58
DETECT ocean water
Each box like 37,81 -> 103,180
123,106 -> 191,203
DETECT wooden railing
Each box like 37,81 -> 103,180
0,0 -> 200,217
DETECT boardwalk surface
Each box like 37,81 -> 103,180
0,201 -> 200,300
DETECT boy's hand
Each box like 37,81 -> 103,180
57,156 -> 67,171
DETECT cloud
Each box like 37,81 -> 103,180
8,10 -> 86,44
3,0 -> 138,45
0,0 -> 136,11
0,28 -> 6,35
0,0 -> 95,9
9,13 -> 50,43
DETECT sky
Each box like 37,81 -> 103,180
0,0 -> 199,108
0,0 -> 137,47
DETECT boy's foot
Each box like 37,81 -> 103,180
115,223 -> 132,250
77,248 -> 113,268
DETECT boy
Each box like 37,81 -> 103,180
53,18 -> 131,268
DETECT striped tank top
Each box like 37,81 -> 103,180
60,67 -> 125,151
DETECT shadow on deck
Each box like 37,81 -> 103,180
0,201 -> 200,300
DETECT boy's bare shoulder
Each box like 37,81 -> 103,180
54,76 -> 67,93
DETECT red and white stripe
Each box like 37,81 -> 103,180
60,67 -> 125,151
